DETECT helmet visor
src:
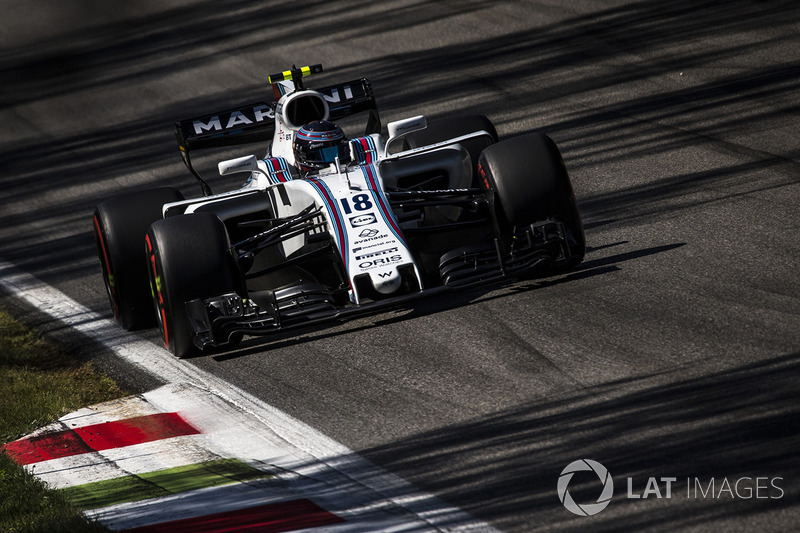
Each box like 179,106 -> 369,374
302,144 -> 350,167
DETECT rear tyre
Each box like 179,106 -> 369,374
93,187 -> 184,330
146,213 -> 239,358
477,133 -> 585,265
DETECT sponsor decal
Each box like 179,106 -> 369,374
222,158 -> 256,172
320,84 -> 355,103
192,104 -> 274,135
352,241 -> 387,253
355,247 -> 398,261
264,157 -> 293,184
353,233 -> 388,246
394,120 -> 424,134
350,213 -> 377,227
358,228 -> 380,238
358,255 -> 403,270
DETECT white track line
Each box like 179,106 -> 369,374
0,259 -> 498,532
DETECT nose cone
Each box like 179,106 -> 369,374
372,269 -> 402,295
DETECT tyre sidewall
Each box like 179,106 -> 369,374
146,213 -> 237,358
93,187 -> 184,329
478,133 -> 585,262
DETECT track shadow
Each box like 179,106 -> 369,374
345,351 -> 800,531
1,3 -> 798,530
1,0 -> 797,286
211,240 -> 682,362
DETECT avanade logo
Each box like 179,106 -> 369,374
558,459 -> 785,517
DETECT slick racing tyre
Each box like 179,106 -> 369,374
146,213 -> 239,358
93,187 -> 184,330
404,114 -> 498,179
477,133 -> 585,265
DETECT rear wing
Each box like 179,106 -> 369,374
175,75 -> 381,195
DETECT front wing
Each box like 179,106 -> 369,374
185,210 -> 575,351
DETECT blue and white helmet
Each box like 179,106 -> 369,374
293,120 -> 351,173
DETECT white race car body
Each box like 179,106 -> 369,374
93,65 -> 584,356
169,72 -> 487,307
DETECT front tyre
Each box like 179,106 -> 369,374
478,133 -> 585,266
146,213 -> 239,358
93,187 -> 184,330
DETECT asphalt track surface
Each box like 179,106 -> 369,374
1,1 -> 798,531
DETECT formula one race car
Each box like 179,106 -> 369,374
93,65 -> 585,357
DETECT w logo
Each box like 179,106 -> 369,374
557,459 -> 614,516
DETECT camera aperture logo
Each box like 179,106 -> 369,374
558,459 -> 785,517
557,459 -> 614,516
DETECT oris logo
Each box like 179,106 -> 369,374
557,459 -> 614,516
359,255 -> 402,269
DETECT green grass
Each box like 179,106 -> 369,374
0,307 -> 125,532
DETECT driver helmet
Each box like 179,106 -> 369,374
293,120 -> 351,173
